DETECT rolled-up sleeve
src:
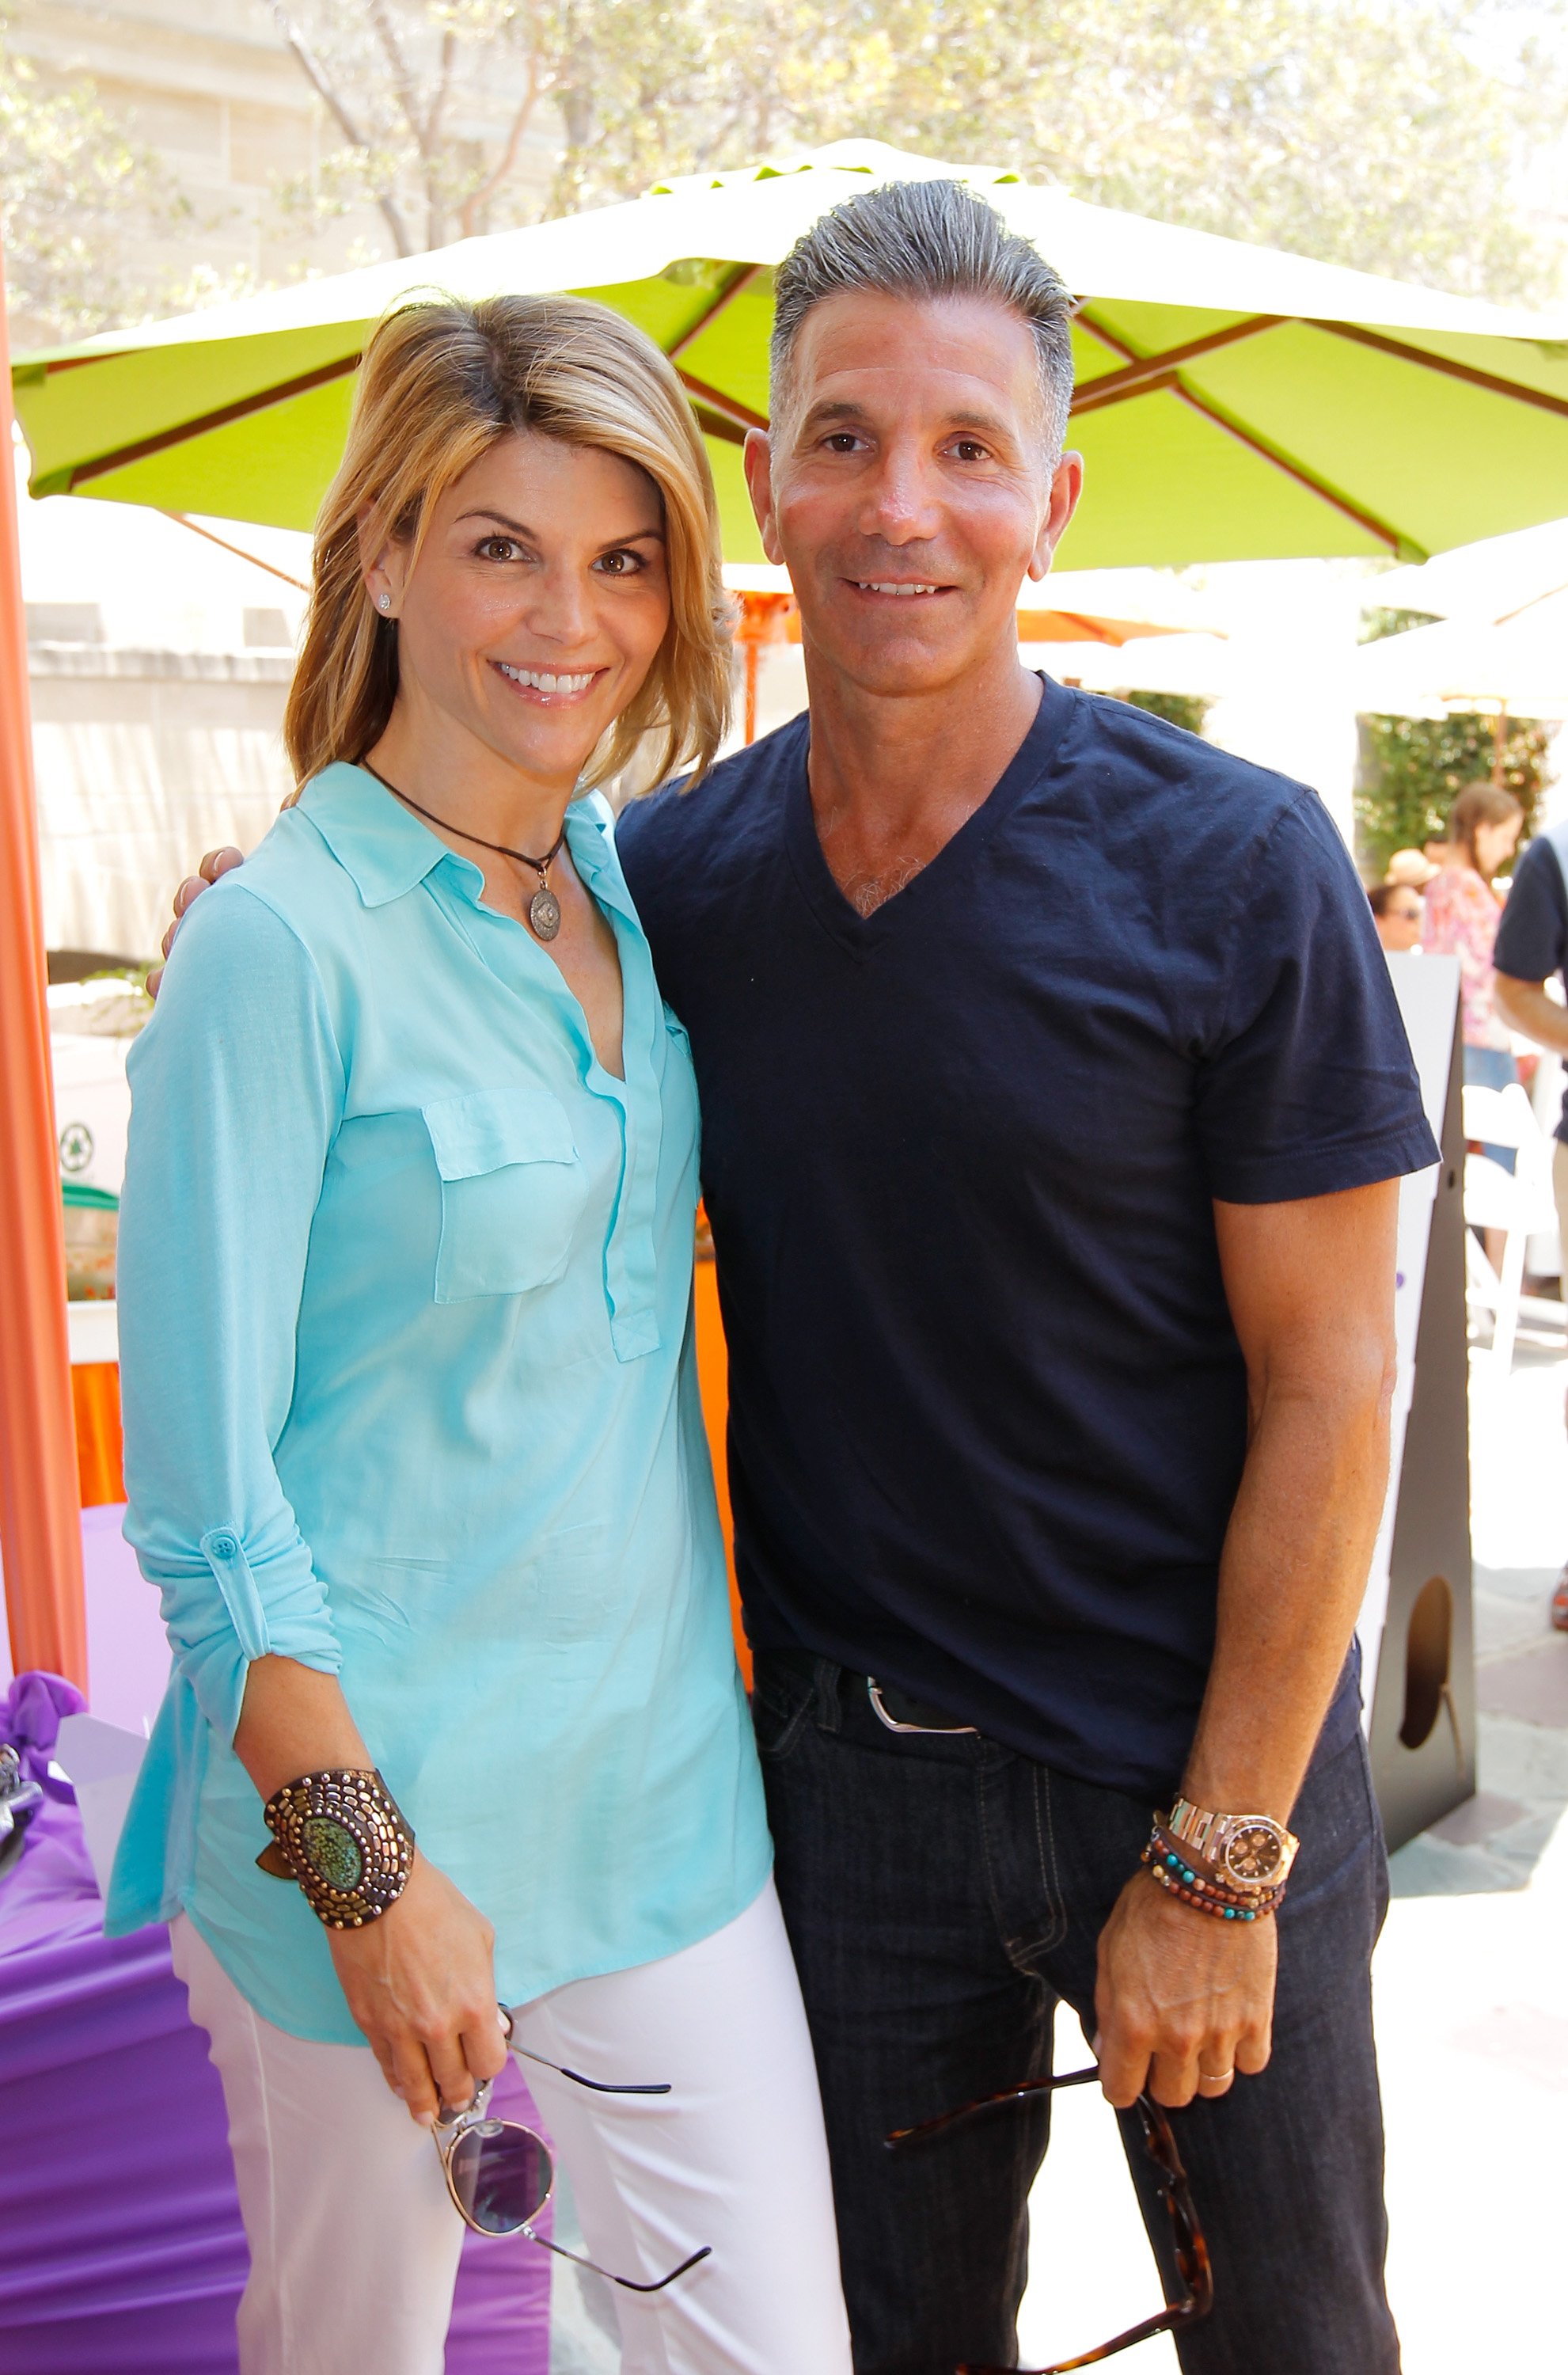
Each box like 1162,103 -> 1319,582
118,877 -> 347,1742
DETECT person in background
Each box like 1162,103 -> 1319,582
1369,880 -> 1423,954
1386,847 -> 1439,891
1493,823 -> 1568,1632
1422,782 -> 1524,1203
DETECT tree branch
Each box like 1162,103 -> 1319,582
266,0 -> 413,256
457,57 -> 544,238
425,27 -> 457,154
366,0 -> 427,154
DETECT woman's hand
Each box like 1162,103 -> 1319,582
232,1660 -> 506,2125
327,1851 -> 509,2126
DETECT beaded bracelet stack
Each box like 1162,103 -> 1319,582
1141,1823 -> 1286,1924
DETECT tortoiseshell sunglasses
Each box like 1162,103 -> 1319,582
886,2063 -> 1214,2372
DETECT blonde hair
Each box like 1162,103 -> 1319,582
284,293 -> 732,792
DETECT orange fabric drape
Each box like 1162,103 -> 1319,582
71,1362 -> 125,1509
0,233 -> 88,1685
692,1252 -> 750,1689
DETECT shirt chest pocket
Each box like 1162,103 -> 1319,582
423,1088 -> 586,1304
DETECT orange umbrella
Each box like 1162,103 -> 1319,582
0,234 -> 88,1685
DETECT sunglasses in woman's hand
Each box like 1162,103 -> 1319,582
432,2005 -> 712,2293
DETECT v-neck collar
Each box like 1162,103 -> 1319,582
782,675 -> 1073,956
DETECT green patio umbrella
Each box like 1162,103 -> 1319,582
13,139 -> 1568,568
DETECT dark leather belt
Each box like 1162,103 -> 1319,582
761,1646 -> 977,1735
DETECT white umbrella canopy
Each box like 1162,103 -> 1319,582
1353,585 -> 1568,718
1371,517 -> 1568,623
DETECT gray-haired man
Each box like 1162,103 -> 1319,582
170,182 -> 1428,2371
618,182 -> 1428,2373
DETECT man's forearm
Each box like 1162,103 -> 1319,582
1180,1366 -> 1393,1824
1494,973 -> 1568,1056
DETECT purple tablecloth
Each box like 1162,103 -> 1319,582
0,1681 -> 551,2374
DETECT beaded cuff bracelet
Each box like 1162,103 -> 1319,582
259,1768 -> 415,1929
1141,1830 -> 1285,1924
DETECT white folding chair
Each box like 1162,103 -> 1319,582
1463,1081 -> 1565,1374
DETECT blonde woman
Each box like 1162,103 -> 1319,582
108,295 -> 851,2375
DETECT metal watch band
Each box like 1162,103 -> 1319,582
260,1767 -> 415,1929
1166,1795 -> 1299,1890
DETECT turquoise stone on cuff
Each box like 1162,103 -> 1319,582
302,1814 -> 364,1893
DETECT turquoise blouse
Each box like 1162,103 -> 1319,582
106,762 -> 770,2043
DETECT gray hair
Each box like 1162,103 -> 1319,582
769,179 -> 1076,457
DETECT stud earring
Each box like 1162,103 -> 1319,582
378,593 -> 392,614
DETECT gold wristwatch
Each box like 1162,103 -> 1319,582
1166,1796 -> 1299,1891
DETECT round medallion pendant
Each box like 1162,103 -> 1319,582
529,885 -> 562,942
301,1814 -> 364,1894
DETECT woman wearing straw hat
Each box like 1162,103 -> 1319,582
108,294 -> 850,2375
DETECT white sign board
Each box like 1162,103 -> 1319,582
1356,952 -> 1460,1712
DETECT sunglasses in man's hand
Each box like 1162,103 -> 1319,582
886,2063 -> 1214,2372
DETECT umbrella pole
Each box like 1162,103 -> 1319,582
0,238 -> 89,1688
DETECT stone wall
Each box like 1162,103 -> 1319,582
30,644 -> 294,961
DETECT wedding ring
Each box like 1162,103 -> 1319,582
1198,2065 -> 1234,2084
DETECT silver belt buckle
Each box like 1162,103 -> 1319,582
866,1678 -> 978,1736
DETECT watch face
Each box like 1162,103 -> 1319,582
301,1813 -> 365,1894
1221,1822 -> 1285,1885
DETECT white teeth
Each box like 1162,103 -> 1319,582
858,581 -> 939,596
497,663 -> 594,693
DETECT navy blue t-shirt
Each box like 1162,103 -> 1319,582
617,680 -> 1437,1797
1494,830 -> 1568,1142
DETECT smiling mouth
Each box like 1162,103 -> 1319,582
492,659 -> 602,698
849,580 -> 951,599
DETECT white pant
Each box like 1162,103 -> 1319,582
171,1880 -> 850,2375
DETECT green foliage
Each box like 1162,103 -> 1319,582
0,49 -> 184,340
1118,690 -> 1213,736
266,0 -> 1560,300
1358,607 -> 1442,645
5,0 -> 1560,333
1354,712 -> 1554,876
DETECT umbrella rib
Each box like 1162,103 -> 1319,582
1069,315 -> 1284,413
1079,317 -> 1405,553
676,368 -> 768,437
667,264 -> 767,361
1306,321 -> 1568,422
161,511 -> 310,591
65,352 -> 363,489
688,402 -> 749,449
1171,382 -> 1406,552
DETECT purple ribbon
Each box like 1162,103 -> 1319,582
2,1671 -> 87,1800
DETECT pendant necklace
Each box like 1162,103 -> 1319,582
362,761 -> 567,942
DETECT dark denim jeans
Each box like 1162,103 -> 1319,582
754,1651 -> 1400,2375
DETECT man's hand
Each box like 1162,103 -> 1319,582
327,1851 -> 510,2127
148,845 -> 245,996
1094,1868 -> 1275,2109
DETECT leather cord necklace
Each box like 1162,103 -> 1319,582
361,759 -> 566,942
